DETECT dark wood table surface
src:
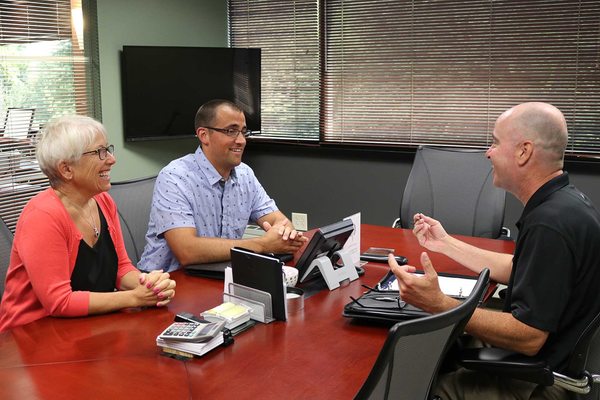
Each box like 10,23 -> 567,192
0,224 -> 515,399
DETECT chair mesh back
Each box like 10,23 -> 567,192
0,217 -> 14,300
579,327 -> 600,400
109,176 -> 156,266
400,146 -> 506,238
368,364 -> 390,399
355,269 -> 490,400
386,325 -> 455,399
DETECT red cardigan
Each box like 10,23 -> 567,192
0,189 -> 138,332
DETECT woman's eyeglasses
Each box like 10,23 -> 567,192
82,145 -> 115,160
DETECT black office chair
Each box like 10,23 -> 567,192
585,328 -> 600,399
0,216 -> 14,301
109,176 -> 156,266
393,146 -> 508,239
354,268 -> 490,400
458,311 -> 600,398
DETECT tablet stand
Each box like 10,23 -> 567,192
304,248 -> 359,290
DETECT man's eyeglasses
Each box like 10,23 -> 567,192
349,295 -> 407,310
82,144 -> 115,160
204,126 -> 253,138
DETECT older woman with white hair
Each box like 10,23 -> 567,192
0,115 -> 175,332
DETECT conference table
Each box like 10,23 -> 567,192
0,225 -> 515,399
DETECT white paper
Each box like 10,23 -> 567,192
387,272 -> 477,298
343,212 -> 361,267
156,334 -> 224,357
438,275 -> 477,297
223,266 -> 233,294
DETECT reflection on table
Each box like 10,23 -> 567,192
0,224 -> 515,399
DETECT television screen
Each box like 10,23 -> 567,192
120,45 -> 261,141
295,219 -> 355,283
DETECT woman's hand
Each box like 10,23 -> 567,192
138,271 -> 176,307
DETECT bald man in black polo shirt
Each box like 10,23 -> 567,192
390,102 -> 600,399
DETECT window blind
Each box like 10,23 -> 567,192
0,0 -> 100,231
228,0 -> 600,157
323,0 -> 600,154
228,0 -> 320,141
324,0 -> 600,154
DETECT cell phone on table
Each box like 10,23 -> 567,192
360,247 -> 408,265
158,320 -> 225,343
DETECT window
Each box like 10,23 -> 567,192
228,0 -> 320,141
0,0 -> 100,231
229,0 -> 600,157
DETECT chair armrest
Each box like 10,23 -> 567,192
497,226 -> 513,241
458,347 -> 554,386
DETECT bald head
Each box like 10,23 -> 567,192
498,102 -> 568,169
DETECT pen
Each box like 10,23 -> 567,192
374,297 -> 398,302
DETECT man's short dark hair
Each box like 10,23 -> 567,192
194,99 -> 243,131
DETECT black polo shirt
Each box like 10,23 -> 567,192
504,172 -> 600,372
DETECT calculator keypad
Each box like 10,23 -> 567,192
163,322 -> 201,338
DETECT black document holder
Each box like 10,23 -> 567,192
342,290 -> 430,322
231,247 -> 287,321
343,270 -> 477,322
343,270 -> 430,322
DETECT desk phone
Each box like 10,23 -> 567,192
159,320 -> 225,343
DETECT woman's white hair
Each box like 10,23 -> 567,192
36,115 -> 107,187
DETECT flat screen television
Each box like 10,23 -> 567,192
295,219 -> 355,283
120,45 -> 261,141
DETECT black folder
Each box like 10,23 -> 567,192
184,261 -> 231,279
230,247 -> 287,321
343,270 -> 477,323
184,254 -> 293,280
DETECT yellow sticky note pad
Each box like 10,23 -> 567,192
206,302 -> 249,319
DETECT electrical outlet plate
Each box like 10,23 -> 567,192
291,212 -> 308,231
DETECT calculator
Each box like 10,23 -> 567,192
158,320 -> 225,343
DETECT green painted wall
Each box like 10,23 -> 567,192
96,0 -> 227,181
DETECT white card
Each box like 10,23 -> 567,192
343,212 -> 361,267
